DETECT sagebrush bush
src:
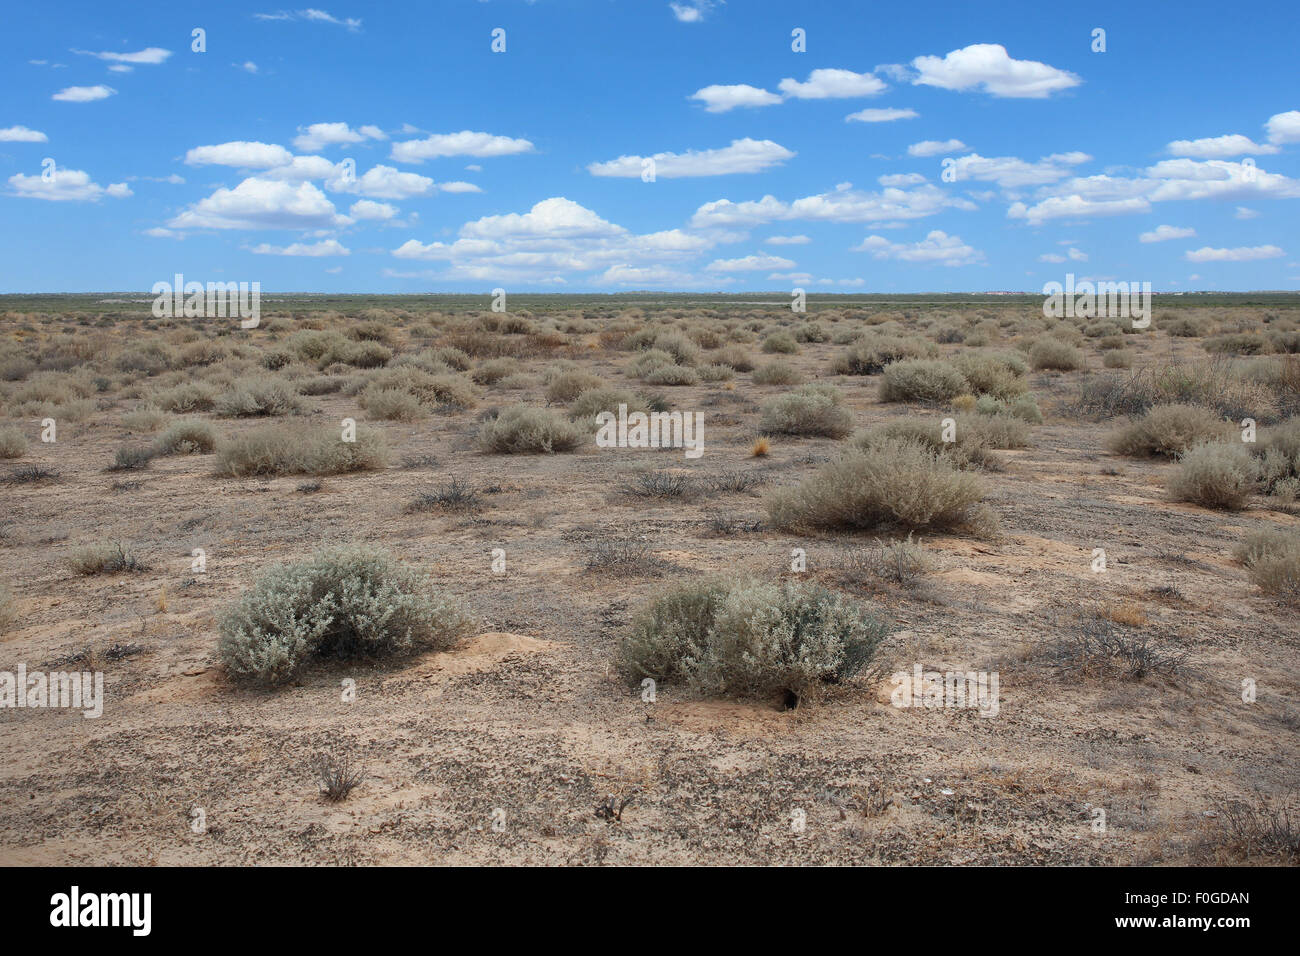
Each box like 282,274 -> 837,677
976,393 -> 1042,423
68,541 -> 148,575
479,405 -> 582,453
154,419 -> 220,456
1167,442 -> 1258,510
360,388 -> 427,421
752,360 -> 803,386
951,351 -> 1028,398
1029,338 -> 1086,371
852,415 -> 1020,471
830,334 -> 935,376
357,366 -> 478,410
0,426 -> 27,459
216,423 -> 388,477
761,331 -> 799,354
545,369 -> 606,404
714,346 -> 755,372
1107,404 -> 1231,458
218,546 -> 475,686
767,437 -> 991,533
216,377 -> 304,417
617,578 -> 891,703
1253,420 -> 1300,498
0,582 -> 13,630
643,364 -> 700,386
1104,350 -> 1135,369
879,359 -> 967,404
759,384 -> 852,438
154,382 -> 217,412
1235,528 -> 1300,602
568,387 -> 650,421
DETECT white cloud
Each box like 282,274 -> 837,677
73,47 -> 172,65
237,61 -> 259,73
293,121 -> 386,152
391,130 -> 534,163
168,177 -> 348,230
1139,224 -> 1196,242
438,181 -> 482,193
185,141 -> 295,168
669,2 -> 715,23
1008,195 -> 1151,224
765,235 -> 810,245
587,138 -> 794,178
689,84 -> 783,113
1167,134 -> 1278,158
462,197 -> 622,241
846,107 -> 918,123
706,254 -> 796,272
778,69 -> 886,99
691,181 -> 975,228
908,139 -> 966,157
1235,206 -> 1260,220
1067,247 -> 1087,261
52,85 -> 116,102
1265,110 -> 1300,144
944,151 -> 1089,187
1038,253 -> 1066,263
249,239 -> 350,256
349,199 -> 397,220
906,43 -> 1080,98
331,164 -> 435,199
7,169 -> 131,202
853,230 -> 983,266
256,9 -> 361,30
0,126 -> 47,142
878,173 -> 927,187
1184,245 -> 1284,262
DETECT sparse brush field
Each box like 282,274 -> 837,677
1,293 -> 1298,866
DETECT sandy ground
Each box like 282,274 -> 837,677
1,308 -> 1297,865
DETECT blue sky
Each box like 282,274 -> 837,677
2,0 -> 1298,293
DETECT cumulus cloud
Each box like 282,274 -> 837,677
1184,245 -> 1284,262
293,121 -> 386,152
1139,224 -> 1196,242
846,107 -> 918,123
689,84 -> 783,113
1265,110 -> 1300,144
777,69 -> 886,99
329,164 -> 435,199
706,254 -> 796,272
52,85 -> 116,102
901,43 -> 1080,98
7,169 -> 131,201
908,139 -> 966,157
853,230 -> 983,266
1166,134 -> 1278,158
390,130 -> 534,163
185,141 -> 295,168
690,181 -> 975,229
349,199 -> 397,220
1235,206 -> 1259,220
249,239 -> 350,256
764,235 -> 810,245
255,9 -> 361,30
167,177 -> 348,230
669,2 -> 717,23
587,138 -> 794,178
0,125 -> 47,142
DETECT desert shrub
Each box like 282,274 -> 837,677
759,384 -> 852,438
831,334 -> 935,375
154,382 -> 217,413
643,364 -> 700,386
568,387 -> 650,422
1167,442 -> 1259,510
215,377 -> 305,417
761,331 -> 799,354
261,349 -> 294,371
346,320 -> 395,345
1107,404 -> 1231,458
1204,333 -> 1271,355
113,343 -> 175,375
218,546 -> 475,686
1029,338 -> 1086,371
617,578 -> 891,703
879,359 -> 967,404
1253,421 -> 1300,499
0,583 -> 13,630
697,363 -> 735,382
1266,330 -> 1300,354
767,437 -> 991,533
216,423 -> 388,477
479,405 -> 582,453
357,366 -> 478,410
0,427 -> 26,459
951,351 -> 1028,398
472,357 -> 522,385
110,445 -> 155,471
296,375 -> 348,396
1104,350 -> 1135,369
752,360 -> 803,386
976,393 -> 1042,423
1235,528 -> 1300,603
853,415 -> 1023,470
69,541 -> 148,575
714,346 -> 755,372
545,369 -> 606,404
652,332 -> 701,367
629,348 -> 676,379
176,340 -> 229,367
795,322 -> 828,343
1163,316 -> 1209,337
0,358 -> 35,381
361,388 -> 427,421
154,419 -> 219,456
